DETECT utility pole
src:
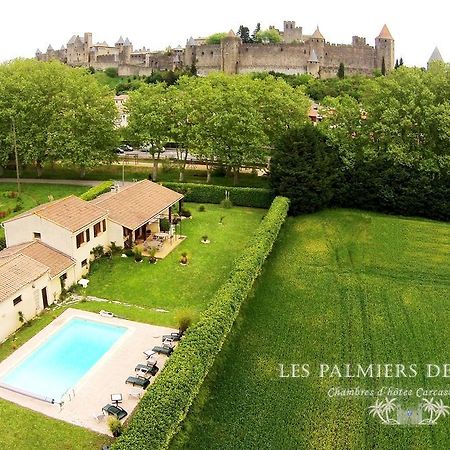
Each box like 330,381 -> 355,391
11,117 -> 21,196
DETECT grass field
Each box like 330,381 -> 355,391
84,203 -> 266,327
172,209 -> 450,450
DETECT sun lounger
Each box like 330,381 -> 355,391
102,404 -> 128,420
135,363 -> 159,377
162,331 -> 183,342
125,376 -> 151,388
152,345 -> 173,356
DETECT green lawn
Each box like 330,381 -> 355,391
172,209 -> 450,450
0,183 -> 89,238
84,203 -> 266,327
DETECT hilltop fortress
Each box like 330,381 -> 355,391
36,21 -> 395,78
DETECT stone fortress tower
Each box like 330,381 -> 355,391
36,21 -> 399,78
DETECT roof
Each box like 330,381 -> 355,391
93,180 -> 183,230
377,24 -> 393,40
308,49 -> 319,62
4,195 -> 107,233
124,37 -> 132,46
429,46 -> 443,63
36,49 -> 42,54
68,35 -> 78,45
116,36 -> 124,45
187,37 -> 195,46
311,27 -> 324,40
0,241 -> 75,278
47,44 -> 54,51
0,254 -> 49,303
227,30 -> 236,37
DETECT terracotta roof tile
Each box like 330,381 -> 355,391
0,254 -> 49,303
93,180 -> 183,230
377,24 -> 393,40
4,196 -> 107,233
0,241 -> 75,278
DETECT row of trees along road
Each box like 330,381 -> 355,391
125,73 -> 310,183
0,59 -> 118,177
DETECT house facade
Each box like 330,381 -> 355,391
0,181 -> 183,342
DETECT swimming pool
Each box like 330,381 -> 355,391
0,317 -> 127,403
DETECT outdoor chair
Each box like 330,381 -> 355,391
152,344 -> 173,356
128,390 -> 142,400
93,412 -> 105,422
162,331 -> 183,342
135,363 -> 159,377
125,375 -> 151,388
102,404 -> 128,420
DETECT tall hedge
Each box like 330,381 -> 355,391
112,196 -> 290,450
161,182 -> 273,208
79,180 -> 113,201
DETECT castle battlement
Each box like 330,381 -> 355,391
36,21 -> 394,78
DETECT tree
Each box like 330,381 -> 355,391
395,59 -> 399,69
206,33 -> 227,45
399,57 -> 404,66
0,59 -> 118,177
237,26 -> 252,43
255,29 -> 282,44
270,124 -> 341,214
381,57 -> 386,76
125,83 -> 174,181
337,62 -> 345,79
252,23 -> 261,42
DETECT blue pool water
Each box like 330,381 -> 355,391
1,318 -> 127,402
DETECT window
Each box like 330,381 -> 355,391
81,259 -> 88,267
102,219 -> 107,232
76,232 -> 85,248
86,229 -> 90,242
13,295 -> 22,306
94,222 -> 101,237
33,232 -> 41,239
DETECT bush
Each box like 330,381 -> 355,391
108,416 -> 124,437
80,181 -> 114,201
161,183 -> 273,208
13,198 -> 23,212
175,309 -> 194,333
160,218 -> 170,232
0,237 -> 6,250
91,245 -> 104,259
105,67 -> 119,78
112,196 -> 289,450
198,205 -> 206,212
180,208 -> 191,218
124,248 -> 134,257
134,247 -> 143,262
109,242 -> 123,256
220,198 -> 233,209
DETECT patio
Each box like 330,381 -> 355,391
136,231 -> 186,259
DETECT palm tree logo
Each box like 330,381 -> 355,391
420,398 -> 450,425
368,398 -> 399,425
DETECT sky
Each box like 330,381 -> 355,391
0,0 -> 448,67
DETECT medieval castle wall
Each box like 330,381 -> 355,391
36,21 -> 394,78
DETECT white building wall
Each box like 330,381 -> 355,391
107,220 -> 125,248
0,273 -> 51,343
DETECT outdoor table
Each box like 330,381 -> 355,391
111,393 -> 123,405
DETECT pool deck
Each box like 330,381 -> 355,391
0,308 -> 177,435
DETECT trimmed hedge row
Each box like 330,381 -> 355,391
161,182 -> 274,208
112,196 -> 290,450
79,180 -> 113,201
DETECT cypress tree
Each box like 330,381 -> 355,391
381,57 -> 386,76
337,62 -> 345,79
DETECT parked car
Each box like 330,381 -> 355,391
116,148 -> 125,154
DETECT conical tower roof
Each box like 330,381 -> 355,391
312,26 -> 324,40
116,36 -> 124,45
47,44 -> 54,51
36,49 -> 42,55
124,37 -> 132,46
187,36 -> 195,46
308,49 -> 319,63
428,46 -> 443,63
227,29 -> 236,37
377,24 -> 393,40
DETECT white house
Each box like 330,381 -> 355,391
0,180 -> 183,342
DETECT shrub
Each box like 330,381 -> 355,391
0,211 -> 7,219
0,237 -> 6,250
148,248 -> 157,264
160,218 -> 170,232
134,247 -> 143,262
13,198 -> 23,212
8,191 -> 17,199
108,416 -> 124,437
80,181 -> 114,201
124,248 -> 134,257
105,67 -> 119,78
112,196 -> 289,450
175,309 -> 194,333
180,208 -> 191,218
220,198 -> 233,209
109,242 -> 123,256
179,252 -> 188,265
161,182 -> 273,208
91,245 -> 104,259
198,205 -> 206,212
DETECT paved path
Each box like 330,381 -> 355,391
0,178 -> 100,186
